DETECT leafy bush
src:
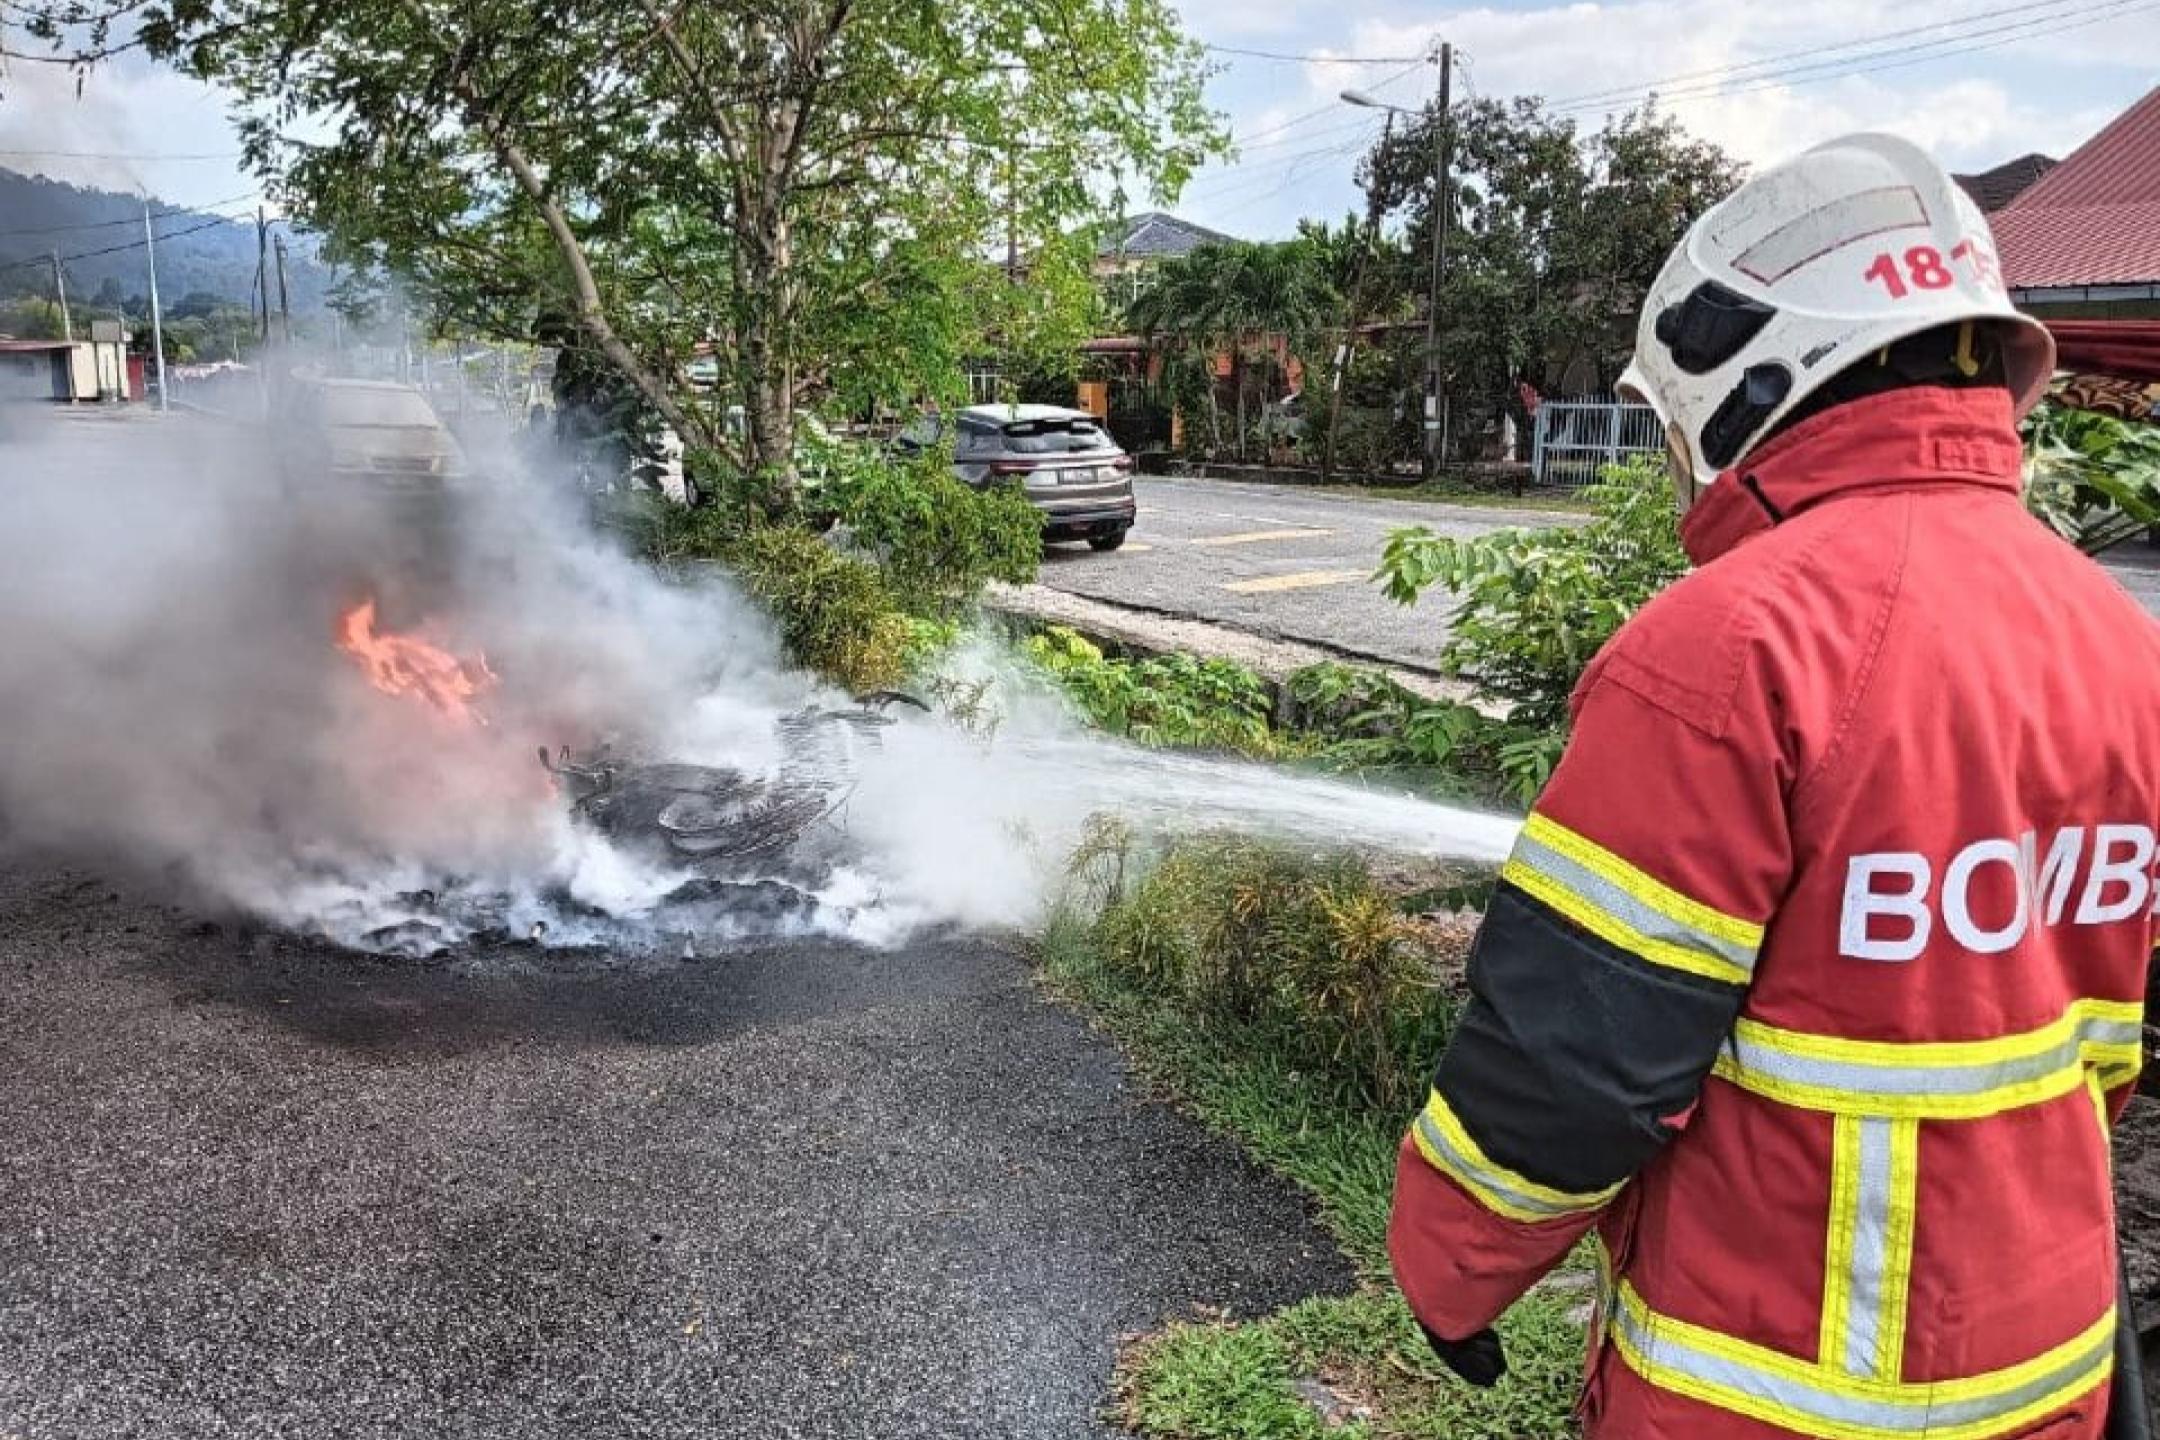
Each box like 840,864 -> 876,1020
2023,397 -> 2160,555
1371,455 -> 1684,800
1378,454 -> 1685,731
1072,832 -> 1459,1105
726,526 -> 913,693
1023,626 -> 1285,755
820,446 -> 1042,614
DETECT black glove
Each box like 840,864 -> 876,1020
1419,1322 -> 1507,1387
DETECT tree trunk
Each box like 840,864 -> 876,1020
427,22 -> 718,469
1234,344 -> 1249,462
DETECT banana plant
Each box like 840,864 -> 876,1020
2023,398 -> 2160,556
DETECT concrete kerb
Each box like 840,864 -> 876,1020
983,582 -> 1506,725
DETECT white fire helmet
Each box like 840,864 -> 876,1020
1618,132 -> 2055,506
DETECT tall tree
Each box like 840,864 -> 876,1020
1361,97 -> 1741,457
1127,238 -> 1335,461
28,0 -> 1222,511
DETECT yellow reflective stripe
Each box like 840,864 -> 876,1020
1408,1090 -> 1622,1224
1714,998 -> 2145,1120
1873,1120 -> 1919,1383
1818,1116 -> 1862,1371
1613,1281 -> 2116,1440
1819,1115 -> 1922,1381
1504,812 -> 1761,987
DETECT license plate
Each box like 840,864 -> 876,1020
1061,466 -> 1102,484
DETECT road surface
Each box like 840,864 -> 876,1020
1045,473 -> 2160,668
1040,475 -> 1565,672
0,867 -> 1352,1439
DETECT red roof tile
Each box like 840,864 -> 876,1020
1995,86 -> 2160,289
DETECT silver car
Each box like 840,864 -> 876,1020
898,403 -> 1136,551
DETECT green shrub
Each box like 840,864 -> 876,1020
2023,397 -> 2160,555
727,526 -> 912,693
821,445 -> 1042,614
1024,626 -> 1286,756
1083,835 -> 1456,1106
1373,455 -> 1685,801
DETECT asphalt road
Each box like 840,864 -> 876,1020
1039,475 -> 1562,672
0,867 -> 1352,1439
1045,473 -> 2160,666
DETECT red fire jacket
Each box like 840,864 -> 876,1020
1390,385 -> 2160,1439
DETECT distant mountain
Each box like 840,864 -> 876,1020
0,168 -> 329,314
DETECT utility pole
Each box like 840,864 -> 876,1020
50,252 -> 73,343
256,207 -> 272,342
1340,43 -> 1452,479
141,197 -> 168,412
1322,113 -> 1392,484
273,232 -> 292,344
1423,41 -> 1452,480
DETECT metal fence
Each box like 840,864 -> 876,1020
1530,397 -> 1663,487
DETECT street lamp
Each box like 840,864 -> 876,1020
1343,45 -> 1451,477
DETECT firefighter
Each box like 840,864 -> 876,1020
1388,131 -> 2160,1439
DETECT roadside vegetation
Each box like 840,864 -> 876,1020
1039,831 -> 1585,1439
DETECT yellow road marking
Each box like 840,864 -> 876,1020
1223,570 -> 1365,594
1119,543 -> 1155,553
1190,528 -> 1331,546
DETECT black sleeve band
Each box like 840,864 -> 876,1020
1434,880 -> 1747,1196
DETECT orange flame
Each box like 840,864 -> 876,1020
335,598 -> 496,726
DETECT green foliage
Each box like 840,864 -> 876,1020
822,447 -> 1042,615
1071,835 -> 1458,1106
1127,238 -> 1338,462
131,0 -> 1225,492
725,527 -> 912,695
1040,861 -> 1583,1440
1121,1291 -> 1584,1440
1024,627 -> 1284,755
1380,455 -> 1684,729
1370,456 -> 1683,804
1361,98 -> 1743,458
2022,398 -> 2160,555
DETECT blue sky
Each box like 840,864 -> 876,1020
2,0 -> 2156,241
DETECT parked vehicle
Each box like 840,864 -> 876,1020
284,378 -> 467,488
897,403 -> 1135,551
280,378 -> 469,621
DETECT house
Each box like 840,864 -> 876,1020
1091,212 -> 1237,313
1994,86 -> 2160,320
1953,153 -> 2056,213
1092,212 -> 1235,277
0,328 -> 135,402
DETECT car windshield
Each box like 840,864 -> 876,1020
997,416 -> 1113,455
316,387 -> 441,429
896,416 -> 943,449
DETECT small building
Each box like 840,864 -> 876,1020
0,328 -> 137,403
1995,86 -> 2160,320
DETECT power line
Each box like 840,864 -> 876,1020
1548,0 -> 2101,108
1548,0 -> 2148,116
1186,123 -> 1385,199
0,146 -> 243,161
1229,56 -> 1427,148
0,188 -> 259,238
0,212 -> 243,271
1206,43 -> 1427,64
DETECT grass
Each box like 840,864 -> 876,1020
1036,905 -> 1589,1439
1301,481 -> 1596,515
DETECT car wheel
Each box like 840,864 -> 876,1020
1089,529 -> 1128,552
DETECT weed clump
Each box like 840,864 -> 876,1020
1067,828 -> 1468,1108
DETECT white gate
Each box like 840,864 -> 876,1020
1530,397 -> 1663,487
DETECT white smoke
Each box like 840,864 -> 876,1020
0,401 -> 1517,956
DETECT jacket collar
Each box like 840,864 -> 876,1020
1678,385 -> 2026,566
